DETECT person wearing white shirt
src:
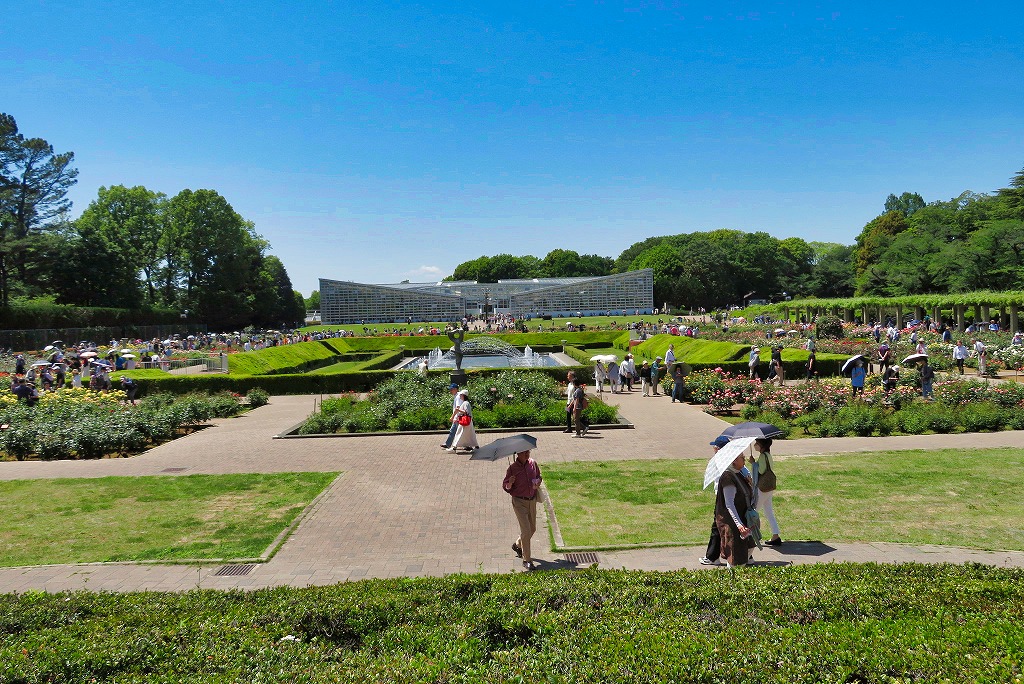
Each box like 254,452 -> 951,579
563,371 -> 577,433
952,341 -> 968,374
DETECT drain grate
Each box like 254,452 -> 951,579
563,552 -> 599,565
161,467 -> 188,473
213,564 -> 256,577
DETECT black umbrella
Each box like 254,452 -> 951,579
470,434 -> 538,461
720,421 -> 784,439
841,354 -> 865,375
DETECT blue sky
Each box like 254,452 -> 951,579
5,1 -> 1023,296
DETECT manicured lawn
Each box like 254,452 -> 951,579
3,565 -> 1022,682
0,472 -> 338,567
544,448 -> 1024,550
307,360 -> 374,374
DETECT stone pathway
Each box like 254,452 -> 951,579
2,390 -> 1023,592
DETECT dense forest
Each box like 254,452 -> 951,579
0,113 -> 305,329
447,167 -> 1024,310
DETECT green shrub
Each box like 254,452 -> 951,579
490,402 -> 539,428
6,564 -> 1022,681
894,404 -> 929,435
246,388 -> 270,408
814,314 -> 844,339
921,402 -> 957,433
1005,408 -> 1024,430
959,402 -> 1005,432
388,407 -> 451,432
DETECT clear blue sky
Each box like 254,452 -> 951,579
6,1 -> 1023,296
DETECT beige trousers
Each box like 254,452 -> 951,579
512,496 -> 538,562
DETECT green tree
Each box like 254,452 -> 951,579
615,235 -> 669,273
305,290 -> 320,310
778,236 -> 815,296
41,223 -> 142,307
75,185 -> 167,304
854,211 -> 910,292
0,113 -> 78,306
630,243 -> 686,307
807,244 -> 855,298
253,255 -> 303,327
884,192 -> 926,217
165,189 -> 267,328
539,249 -> 613,277
449,255 -> 491,281
995,166 -> 1024,219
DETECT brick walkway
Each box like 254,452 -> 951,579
2,390 -> 1023,592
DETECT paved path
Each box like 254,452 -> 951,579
2,390 -> 1023,592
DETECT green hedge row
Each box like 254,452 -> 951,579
227,341 -> 343,376
126,365 -> 590,396
3,564 -> 1022,682
0,302 -> 181,329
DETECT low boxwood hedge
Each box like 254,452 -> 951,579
2,564 -> 1022,682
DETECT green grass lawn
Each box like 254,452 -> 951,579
544,448 -> 1024,550
0,472 -> 338,566
307,360 -> 374,374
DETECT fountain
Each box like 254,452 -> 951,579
400,338 -> 557,370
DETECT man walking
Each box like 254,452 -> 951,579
651,357 -> 662,395
503,450 -> 543,571
639,360 -> 652,396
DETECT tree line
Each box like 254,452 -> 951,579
0,113 -> 304,329
448,166 -> 1024,310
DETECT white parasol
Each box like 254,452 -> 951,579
703,436 -> 756,489
589,354 -> 618,363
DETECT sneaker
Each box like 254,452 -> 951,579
444,448 -> 456,453
512,543 -> 522,558
440,443 -> 450,448
522,561 -> 533,571
562,429 -> 573,433
582,425 -> 589,436
699,557 -> 721,566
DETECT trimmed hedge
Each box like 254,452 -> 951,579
2,565 -> 1023,682
0,302 -> 180,329
124,365 -> 590,396
227,341 -> 343,376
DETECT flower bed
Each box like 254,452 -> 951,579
685,368 -> 1024,437
298,370 -> 618,434
0,390 -> 251,461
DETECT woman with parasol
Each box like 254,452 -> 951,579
715,449 -> 756,567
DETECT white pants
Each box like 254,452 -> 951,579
756,489 -> 781,537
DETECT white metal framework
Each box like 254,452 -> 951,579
319,269 -> 654,324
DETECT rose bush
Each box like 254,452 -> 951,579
0,390 -> 246,461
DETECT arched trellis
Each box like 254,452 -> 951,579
761,291 -> 1024,333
